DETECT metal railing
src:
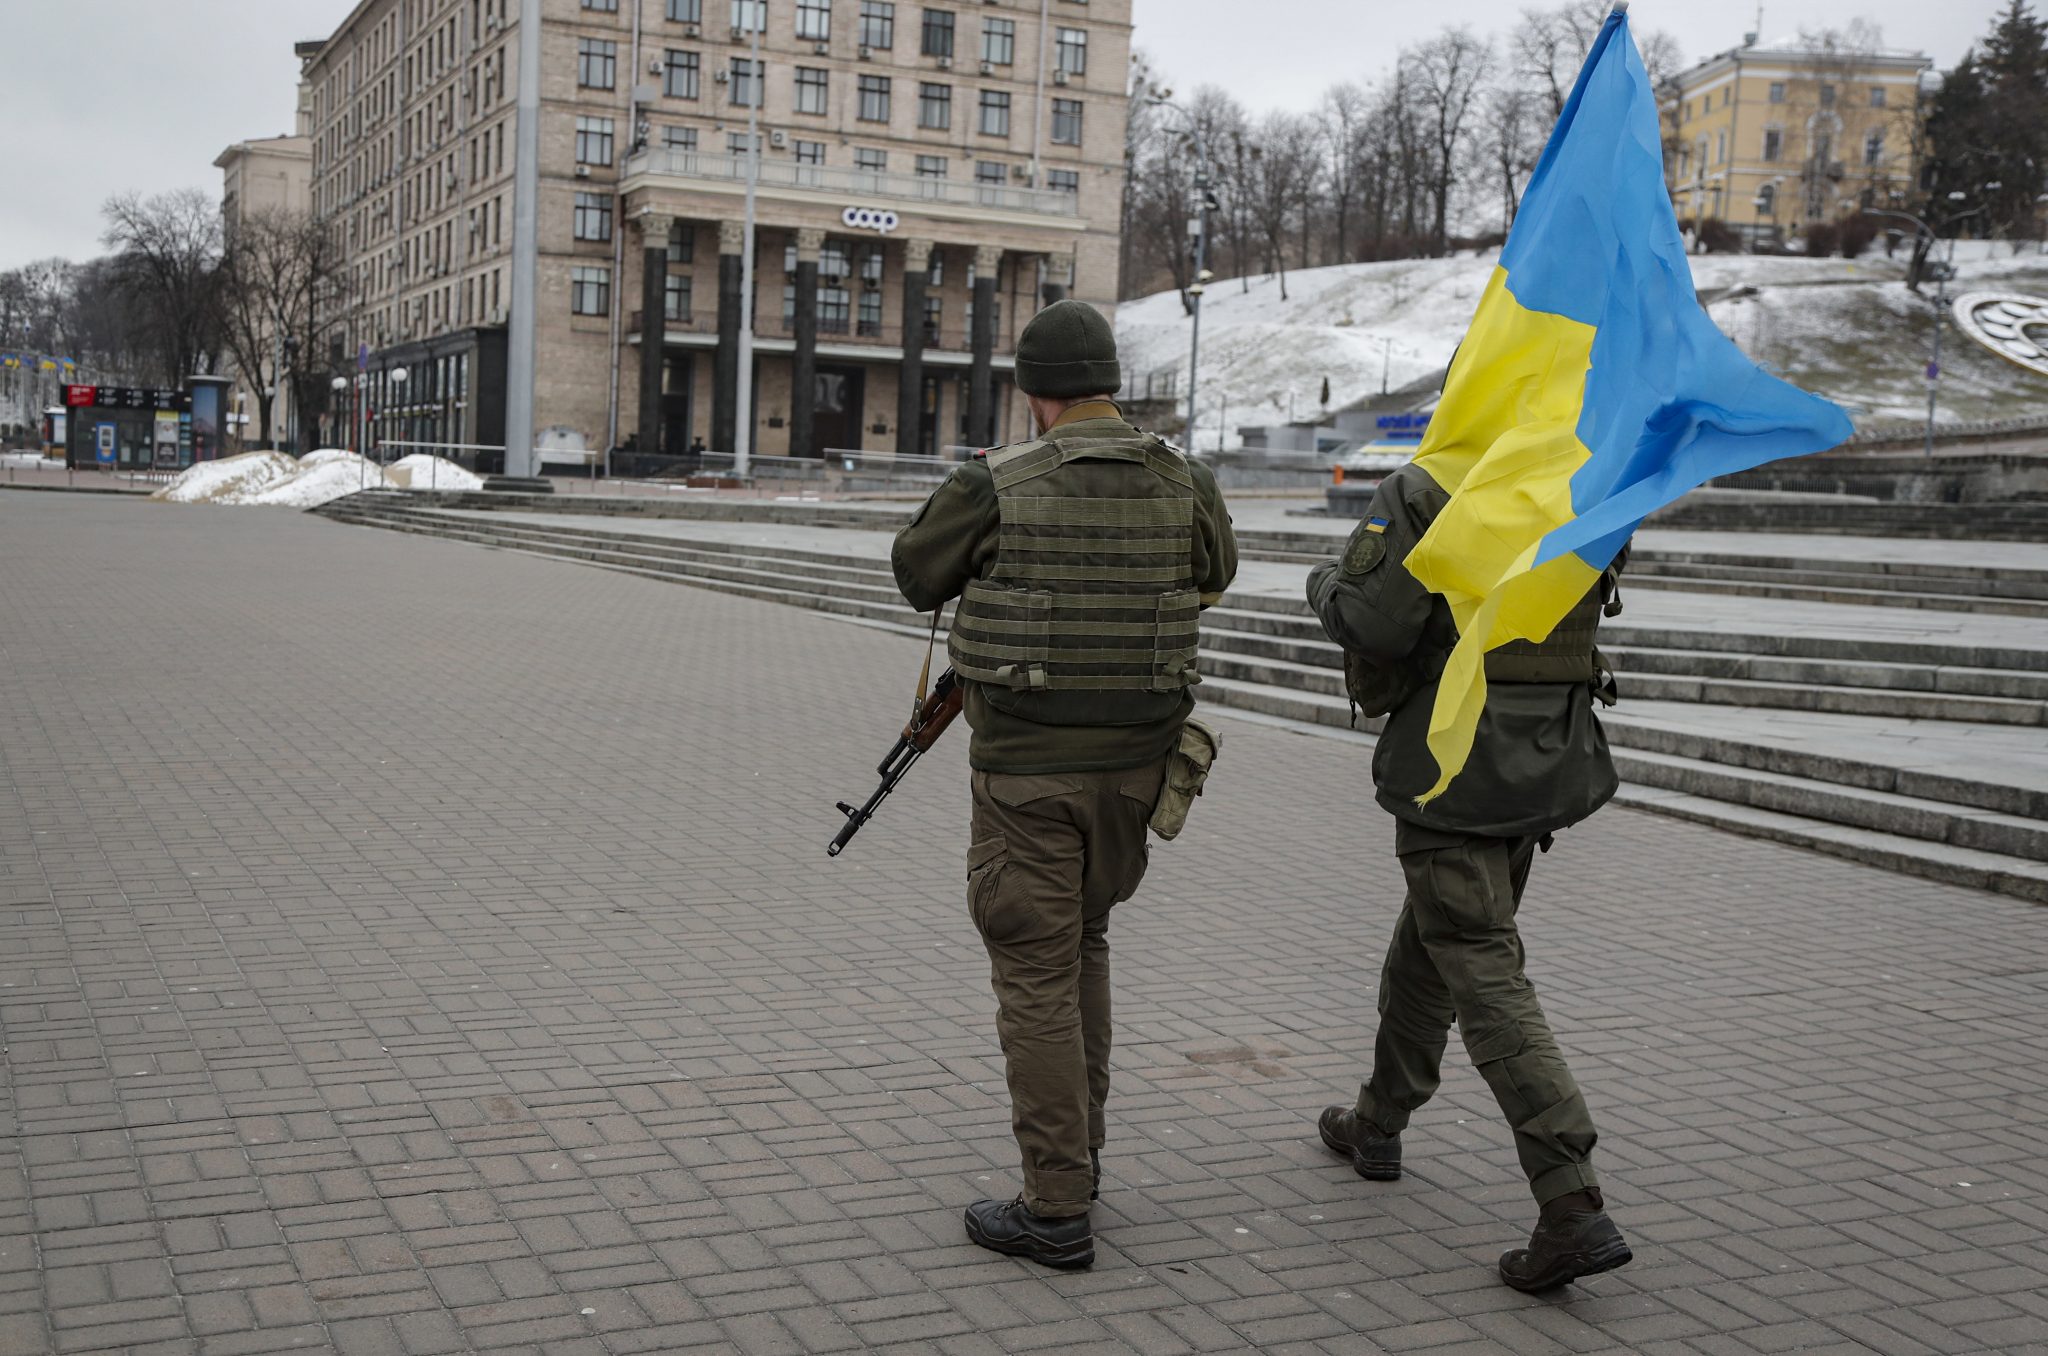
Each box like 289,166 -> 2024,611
625,149 -> 1080,218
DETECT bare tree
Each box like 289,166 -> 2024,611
1246,112 -> 1323,298
1480,83 -> 1544,230
1318,83 -> 1371,265
1411,27 -> 1494,255
218,210 -> 350,451
1790,23 -> 1886,225
101,189 -> 223,385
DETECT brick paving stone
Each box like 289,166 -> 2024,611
2,495 -> 2048,1354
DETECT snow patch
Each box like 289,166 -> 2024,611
150,452 -> 301,504
1117,249 -> 2048,440
151,449 -> 395,508
387,454 -> 485,491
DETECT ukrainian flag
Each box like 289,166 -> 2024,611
1403,3 -> 1852,803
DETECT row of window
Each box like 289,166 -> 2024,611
580,2 -> 1089,73
1680,80 -> 1891,122
595,116 -> 1082,191
1677,124 -> 1887,175
618,46 -> 1085,142
570,262 -> 1008,337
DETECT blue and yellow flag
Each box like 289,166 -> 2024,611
1403,4 -> 1852,803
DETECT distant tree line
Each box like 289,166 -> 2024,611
1121,0 -> 2048,305
1,191 -> 347,451
1119,1 -> 1682,305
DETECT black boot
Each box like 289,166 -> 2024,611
1317,1106 -> 1402,1181
1498,1190 -> 1632,1292
964,1197 -> 1094,1270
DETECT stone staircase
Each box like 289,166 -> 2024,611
1232,530 -> 2048,619
315,492 -> 2048,903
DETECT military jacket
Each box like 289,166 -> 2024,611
1306,462 -> 1621,838
893,407 -> 1238,775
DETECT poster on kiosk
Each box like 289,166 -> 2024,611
153,410 -> 181,469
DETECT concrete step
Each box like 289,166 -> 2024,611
1607,786 -> 2048,904
323,507 -> 922,620
1199,627 -> 2047,726
1195,651 -> 2045,825
1233,536 -> 2048,614
317,496 -> 2048,901
359,507 -> 902,590
1631,556 -> 2048,601
1602,643 -> 2048,703
1618,570 -> 2048,618
1194,674 -> 2047,858
363,503 -> 902,577
328,502 -> 2048,716
333,503 -> 2048,703
1216,589 -> 2048,674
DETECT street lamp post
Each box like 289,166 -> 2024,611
330,376 -> 349,460
1143,88 -> 1216,449
732,14 -> 764,480
1864,203 -> 1985,462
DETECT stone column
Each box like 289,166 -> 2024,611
790,227 -> 825,459
967,244 -> 1002,450
713,219 -> 745,456
896,238 -> 933,457
1040,254 -> 1068,306
636,212 -> 674,457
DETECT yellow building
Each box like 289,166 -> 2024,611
1662,34 -> 1933,248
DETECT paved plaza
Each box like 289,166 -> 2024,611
2,494 -> 2047,1356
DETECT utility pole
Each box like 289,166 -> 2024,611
733,15 -> 764,479
504,0 -> 543,478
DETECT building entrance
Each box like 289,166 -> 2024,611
662,353 -> 694,457
811,365 -> 865,456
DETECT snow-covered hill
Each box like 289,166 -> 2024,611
1115,243 -> 2048,441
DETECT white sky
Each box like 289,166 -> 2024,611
0,0 -> 2012,272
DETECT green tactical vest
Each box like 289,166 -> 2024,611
948,432 -> 1200,698
1344,569 -> 1621,721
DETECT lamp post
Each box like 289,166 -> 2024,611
1143,87 -> 1216,449
330,376 -> 349,459
1864,203 -> 1985,462
369,366 -> 409,489
732,13 -> 764,479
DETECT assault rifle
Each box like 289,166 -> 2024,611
827,667 -> 964,857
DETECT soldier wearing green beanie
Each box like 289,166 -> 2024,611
893,298 -> 1238,1269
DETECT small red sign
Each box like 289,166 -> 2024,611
64,384 -> 97,408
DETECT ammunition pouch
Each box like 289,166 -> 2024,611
1149,717 -> 1221,841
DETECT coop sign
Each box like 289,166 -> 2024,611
1952,293 -> 2048,380
841,207 -> 900,234
1375,413 -> 1431,441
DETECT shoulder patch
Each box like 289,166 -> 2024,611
1343,525 -> 1388,575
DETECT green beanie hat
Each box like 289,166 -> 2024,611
1014,299 -> 1122,399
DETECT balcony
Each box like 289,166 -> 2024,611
629,311 -> 1015,356
622,149 -> 1079,219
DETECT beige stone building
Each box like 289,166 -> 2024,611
302,0 -> 1130,464
1662,33 -> 1933,248
216,127 -> 314,447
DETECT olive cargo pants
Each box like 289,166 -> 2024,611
967,760 -> 1167,1218
1356,826 -> 1602,1207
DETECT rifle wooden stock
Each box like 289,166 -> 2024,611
828,667 -> 963,857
